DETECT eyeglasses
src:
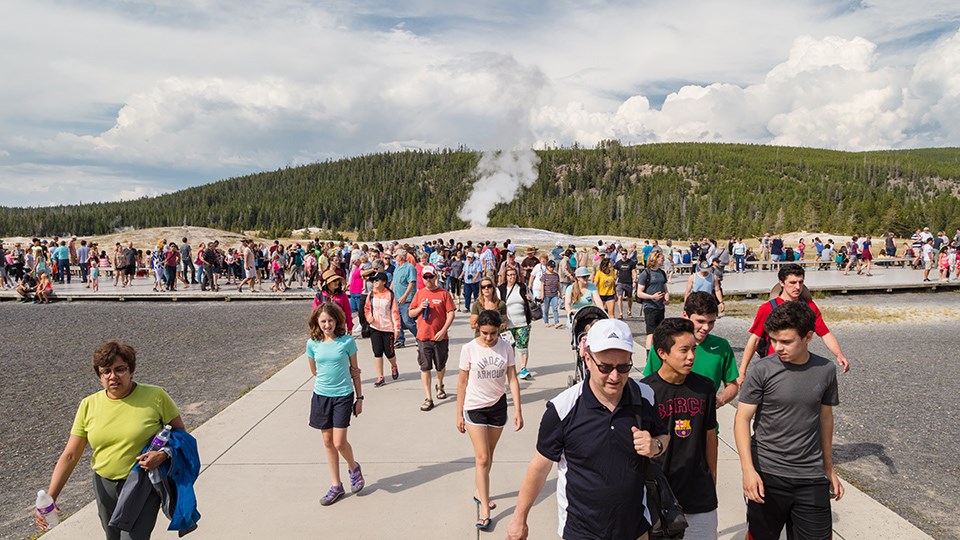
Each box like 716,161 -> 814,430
423,275 -> 436,279
480,284 -> 493,289
590,355 -> 633,374
99,365 -> 130,378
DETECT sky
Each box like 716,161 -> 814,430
1,0 -> 959,207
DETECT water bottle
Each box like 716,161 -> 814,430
146,425 -> 172,484
36,490 -> 59,528
421,300 -> 430,322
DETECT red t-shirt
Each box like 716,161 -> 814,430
411,287 -> 455,341
748,297 -> 830,355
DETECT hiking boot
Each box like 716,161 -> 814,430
320,484 -> 344,506
348,463 -> 365,493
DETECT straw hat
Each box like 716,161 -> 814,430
320,269 -> 345,288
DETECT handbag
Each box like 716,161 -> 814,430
529,301 -> 543,321
634,412 -> 687,539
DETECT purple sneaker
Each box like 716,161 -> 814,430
320,484 -> 345,506
348,463 -> 365,493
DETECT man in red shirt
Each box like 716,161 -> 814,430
738,264 -> 851,385
409,265 -> 456,412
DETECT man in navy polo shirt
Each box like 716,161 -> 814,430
506,319 -> 669,540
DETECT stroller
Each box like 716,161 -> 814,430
568,305 -> 609,387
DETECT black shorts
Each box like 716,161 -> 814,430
464,394 -> 508,427
125,266 -> 136,276
643,307 -> 665,334
417,340 -> 449,372
747,472 -> 832,540
309,393 -> 354,430
370,329 -> 395,358
599,294 -> 616,303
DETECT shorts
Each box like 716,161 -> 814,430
508,325 -> 531,354
643,306 -> 665,334
615,283 -> 633,297
599,294 -> 616,303
125,266 -> 136,276
464,394 -> 508,428
924,259 -> 933,270
683,510 -> 718,540
746,473 -> 831,540
245,267 -> 256,279
370,328 -> 396,358
309,393 -> 354,430
417,340 -> 449,372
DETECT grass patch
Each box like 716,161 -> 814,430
237,386 -> 255,398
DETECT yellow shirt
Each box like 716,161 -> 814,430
594,269 -> 616,297
71,384 -> 180,480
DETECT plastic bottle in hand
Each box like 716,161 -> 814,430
146,424 -> 173,483
36,490 -> 59,529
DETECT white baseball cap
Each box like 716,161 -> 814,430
586,319 -> 635,353
421,265 -> 437,277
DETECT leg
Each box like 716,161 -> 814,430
465,424 -> 503,521
375,356 -> 384,380
332,428 -> 357,470
321,429 -> 342,486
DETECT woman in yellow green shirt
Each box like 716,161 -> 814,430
35,340 -> 185,539
593,257 -> 617,318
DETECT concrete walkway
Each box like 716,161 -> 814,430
3,264 -> 957,304
41,316 -> 931,540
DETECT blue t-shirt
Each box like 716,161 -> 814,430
391,262 -> 418,301
307,335 -> 358,397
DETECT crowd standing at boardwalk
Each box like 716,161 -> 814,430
25,227 -> 960,540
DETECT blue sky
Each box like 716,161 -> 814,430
1,0 -> 959,207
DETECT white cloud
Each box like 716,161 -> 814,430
0,1 -> 959,206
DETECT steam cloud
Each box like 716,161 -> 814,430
457,54 -> 546,228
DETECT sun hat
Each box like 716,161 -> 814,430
575,267 -> 591,277
320,269 -> 344,287
586,319 -> 634,353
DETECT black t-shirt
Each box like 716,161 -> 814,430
613,258 -> 636,284
22,274 -> 38,288
203,247 -> 217,265
122,248 -> 136,267
642,371 -> 718,513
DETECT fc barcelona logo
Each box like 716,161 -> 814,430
674,419 -> 692,438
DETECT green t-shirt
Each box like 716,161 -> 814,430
643,334 -> 738,392
71,383 -> 180,480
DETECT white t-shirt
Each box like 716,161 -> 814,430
459,339 -> 516,410
504,285 -> 527,328
529,264 -> 546,299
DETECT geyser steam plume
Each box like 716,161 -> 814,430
457,54 -> 546,228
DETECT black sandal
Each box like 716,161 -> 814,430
476,517 -> 491,530
436,384 -> 447,400
420,399 -> 434,412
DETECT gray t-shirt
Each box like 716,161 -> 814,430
637,268 -> 667,310
740,352 -> 839,479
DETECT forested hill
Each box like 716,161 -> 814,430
3,142 -> 960,239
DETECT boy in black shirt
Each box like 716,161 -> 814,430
643,318 -> 718,539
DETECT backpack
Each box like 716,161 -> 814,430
755,299 -> 780,358
636,269 -> 666,303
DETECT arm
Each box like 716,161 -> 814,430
46,435 -> 87,501
435,310 -> 455,340
820,405 -> 844,500
350,353 -> 363,415
399,281 -> 414,304
738,333 -> 761,385
820,332 -> 851,373
714,279 -> 724,310
706,429 -> 718,484
590,290 -> 604,308
683,274 -> 693,301
734,402 -> 764,503
507,365 -> 523,431
307,355 -> 316,377
469,313 -> 479,329
717,380 -> 740,408
456,368 -> 469,433
506,453 -> 554,540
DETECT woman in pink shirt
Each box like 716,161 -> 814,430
456,310 -> 523,531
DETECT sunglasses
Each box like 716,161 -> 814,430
423,274 -> 436,279
590,355 -> 633,374
480,284 -> 493,289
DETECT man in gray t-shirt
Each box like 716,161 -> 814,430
636,251 -> 669,350
734,301 -> 843,540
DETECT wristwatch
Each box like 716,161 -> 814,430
653,438 -> 664,457
355,396 -> 364,401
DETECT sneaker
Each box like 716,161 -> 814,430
518,368 -> 530,379
374,377 -> 386,388
394,340 -> 405,349
391,365 -> 399,380
320,484 -> 345,506
348,463 -> 365,493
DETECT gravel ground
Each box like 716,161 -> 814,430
627,291 -> 960,540
0,301 -> 311,540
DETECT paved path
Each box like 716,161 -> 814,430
39,313 -> 932,540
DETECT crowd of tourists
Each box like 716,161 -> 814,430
28,221 -> 875,540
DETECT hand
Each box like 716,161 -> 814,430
736,373 -> 746,387
350,366 -> 362,377
34,505 -> 60,530
434,329 -> 448,341
719,302 -> 725,313
742,468 -> 765,503
393,332 -> 400,341
420,299 -> 429,309
837,354 -> 851,373
828,469 -> 844,501
506,518 -> 529,540
136,450 -> 168,471
631,427 -> 654,457
457,414 -> 466,433
514,413 -> 524,432
353,399 -> 363,417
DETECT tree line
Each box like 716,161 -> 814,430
1,142 -> 958,239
